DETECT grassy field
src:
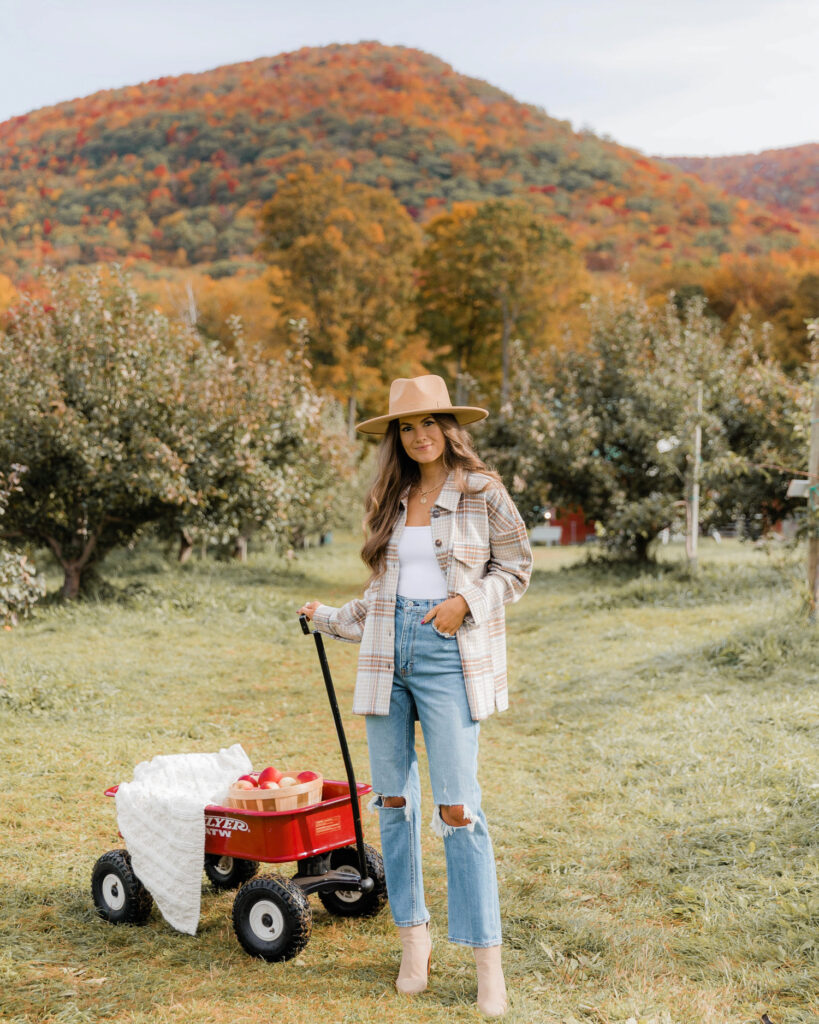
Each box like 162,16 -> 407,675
1,536 -> 817,1024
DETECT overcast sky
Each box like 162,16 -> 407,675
1,0 -> 816,157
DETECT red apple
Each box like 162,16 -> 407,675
259,780 -> 280,790
237,774 -> 258,787
258,765 -> 282,786
297,770 -> 319,783
234,779 -> 255,790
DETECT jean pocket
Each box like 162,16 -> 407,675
431,623 -> 458,639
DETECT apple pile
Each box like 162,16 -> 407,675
234,766 -> 320,791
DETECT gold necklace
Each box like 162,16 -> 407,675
414,474 -> 446,505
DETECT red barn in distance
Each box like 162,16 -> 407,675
529,508 -> 596,546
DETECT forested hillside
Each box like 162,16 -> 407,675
669,144 -> 819,228
1,41 -> 816,278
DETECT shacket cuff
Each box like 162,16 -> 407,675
311,604 -> 362,645
456,583 -> 487,627
311,604 -> 337,635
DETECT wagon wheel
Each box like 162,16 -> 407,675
91,849 -> 153,925
204,854 -> 259,890
318,844 -> 387,918
232,875 -> 312,961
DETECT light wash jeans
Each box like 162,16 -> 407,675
365,595 -> 502,947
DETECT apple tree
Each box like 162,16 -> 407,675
0,466 -> 46,624
0,270 -> 208,596
484,291 -> 806,560
165,317 -> 354,561
0,270 -> 351,596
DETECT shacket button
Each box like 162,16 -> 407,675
431,508 -> 440,518
435,538 -> 442,547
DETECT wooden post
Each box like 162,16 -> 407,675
185,280 -> 198,327
500,296 -> 511,411
687,380 -> 703,573
808,377 -> 819,619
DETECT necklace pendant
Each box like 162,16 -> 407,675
420,495 -> 427,504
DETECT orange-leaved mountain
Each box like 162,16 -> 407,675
1,41 -> 817,277
667,144 -> 819,229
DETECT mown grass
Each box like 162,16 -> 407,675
0,537 -> 817,1024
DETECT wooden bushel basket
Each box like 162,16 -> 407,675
226,771 -> 324,813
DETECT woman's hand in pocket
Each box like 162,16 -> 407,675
421,595 -> 469,636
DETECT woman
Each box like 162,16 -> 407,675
299,374 -> 532,1017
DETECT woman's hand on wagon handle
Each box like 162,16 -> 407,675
421,595 -> 469,635
299,600 -> 321,621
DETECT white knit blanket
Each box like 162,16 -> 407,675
115,743 -> 253,935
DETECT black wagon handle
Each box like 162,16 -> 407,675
299,614 -> 374,893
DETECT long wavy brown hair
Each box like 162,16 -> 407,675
360,413 -> 502,583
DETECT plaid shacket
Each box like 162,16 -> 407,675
312,471 -> 532,721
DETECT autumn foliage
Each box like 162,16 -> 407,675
1,42 -> 817,282
417,198 -> 585,405
669,145 -> 819,229
260,165 -> 425,416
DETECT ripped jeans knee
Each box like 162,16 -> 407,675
431,803 -> 477,838
368,792 -> 411,821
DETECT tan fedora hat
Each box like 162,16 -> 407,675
356,375 -> 489,435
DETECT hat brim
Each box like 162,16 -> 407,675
355,406 -> 489,436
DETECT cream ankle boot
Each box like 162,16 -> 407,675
474,945 -> 507,1017
395,922 -> 432,994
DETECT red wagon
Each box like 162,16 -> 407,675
91,616 -> 387,962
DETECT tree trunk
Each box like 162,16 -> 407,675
455,349 -> 468,405
178,529 -> 194,564
47,530 -> 100,600
233,535 -> 248,562
61,565 -> 82,600
633,534 -> 653,564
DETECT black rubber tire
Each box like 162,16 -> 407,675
232,875 -> 312,962
204,854 -> 259,890
317,843 -> 387,918
91,849 -> 153,925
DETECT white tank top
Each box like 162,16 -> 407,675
396,526 -> 449,599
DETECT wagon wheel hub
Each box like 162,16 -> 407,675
101,874 -> 126,911
333,864 -> 362,903
248,899 -> 285,941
